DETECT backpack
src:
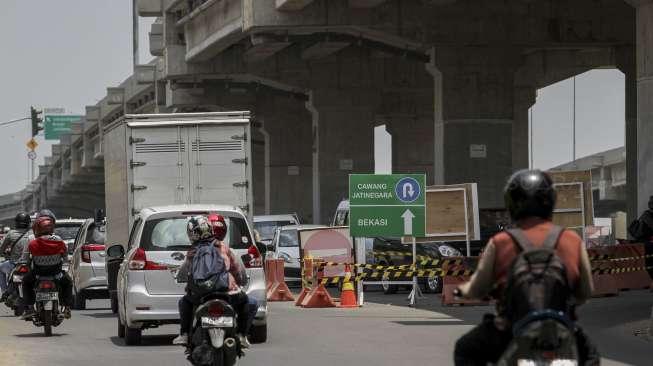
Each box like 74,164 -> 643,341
502,226 -> 573,324
187,241 -> 229,298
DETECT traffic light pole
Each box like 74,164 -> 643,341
0,117 -> 30,127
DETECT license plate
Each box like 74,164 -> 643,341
12,275 -> 22,283
201,316 -> 234,328
36,292 -> 58,301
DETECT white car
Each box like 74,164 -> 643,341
110,205 -> 268,346
270,224 -> 327,283
253,214 -> 300,245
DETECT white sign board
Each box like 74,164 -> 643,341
469,144 -> 487,158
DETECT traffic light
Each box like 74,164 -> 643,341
30,106 -> 43,137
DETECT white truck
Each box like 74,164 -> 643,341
102,112 -> 253,311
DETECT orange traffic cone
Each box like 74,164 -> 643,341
339,264 -> 358,308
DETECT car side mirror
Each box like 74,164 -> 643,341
106,244 -> 125,259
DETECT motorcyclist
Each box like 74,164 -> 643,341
173,214 -> 256,349
453,170 -> 598,366
0,213 -> 31,302
206,213 -> 258,347
19,211 -> 73,320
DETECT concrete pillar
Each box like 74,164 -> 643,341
308,88 -> 378,223
635,1 -> 653,216
618,45 -> 638,224
257,96 -> 313,222
513,87 -> 536,171
438,62 -> 517,208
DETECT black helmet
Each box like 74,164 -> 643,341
504,170 -> 556,222
37,209 -> 57,224
14,212 -> 31,229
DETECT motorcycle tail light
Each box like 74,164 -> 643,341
208,303 -> 224,317
39,281 -> 55,289
17,266 -> 29,274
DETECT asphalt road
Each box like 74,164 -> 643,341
0,290 -> 650,366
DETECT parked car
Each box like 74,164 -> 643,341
269,224 -> 328,283
364,237 -> 463,294
108,205 -> 268,346
253,214 -> 301,246
55,218 -> 86,271
68,218 -> 108,309
332,199 -> 349,227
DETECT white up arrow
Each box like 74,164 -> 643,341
401,209 -> 415,236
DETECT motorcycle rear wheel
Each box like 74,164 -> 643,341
211,348 -> 225,366
43,310 -> 53,337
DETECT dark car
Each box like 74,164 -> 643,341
366,237 -> 463,294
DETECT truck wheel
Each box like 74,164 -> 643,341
73,291 -> 85,310
249,324 -> 267,344
118,316 -> 125,338
110,293 -> 118,314
124,325 -> 142,345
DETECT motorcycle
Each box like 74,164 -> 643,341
25,274 -> 65,337
496,310 -> 579,366
186,293 -> 244,366
2,263 -> 28,316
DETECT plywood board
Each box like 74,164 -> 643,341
548,170 -> 594,228
416,183 -> 480,242
552,212 -> 584,228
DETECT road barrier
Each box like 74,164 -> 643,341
265,259 -> 295,302
294,243 -> 652,306
297,258 -> 336,308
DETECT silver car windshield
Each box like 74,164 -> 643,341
254,221 -> 294,241
140,215 -> 253,251
278,229 -> 299,248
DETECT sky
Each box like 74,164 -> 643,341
0,1 -> 153,195
530,69 -> 625,170
0,2 -> 626,195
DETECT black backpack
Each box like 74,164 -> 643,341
186,242 -> 230,301
503,226 -> 573,324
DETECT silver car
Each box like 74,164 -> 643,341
55,218 -> 86,271
68,219 -> 108,310
110,205 -> 268,346
271,224 -> 327,283
253,214 -> 300,246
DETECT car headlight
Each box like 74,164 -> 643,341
438,245 -> 462,257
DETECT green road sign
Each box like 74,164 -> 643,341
349,174 -> 426,237
44,115 -> 82,140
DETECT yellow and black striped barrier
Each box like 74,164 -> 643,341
318,268 -> 474,285
316,258 -> 466,270
589,253 -> 653,262
592,265 -> 653,275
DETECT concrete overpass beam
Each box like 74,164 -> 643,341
348,0 -> 387,8
276,0 -> 315,11
244,35 -> 291,64
301,42 -> 351,61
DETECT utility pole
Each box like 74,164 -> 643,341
572,76 -> 576,166
132,0 -> 139,69
530,107 -> 534,169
